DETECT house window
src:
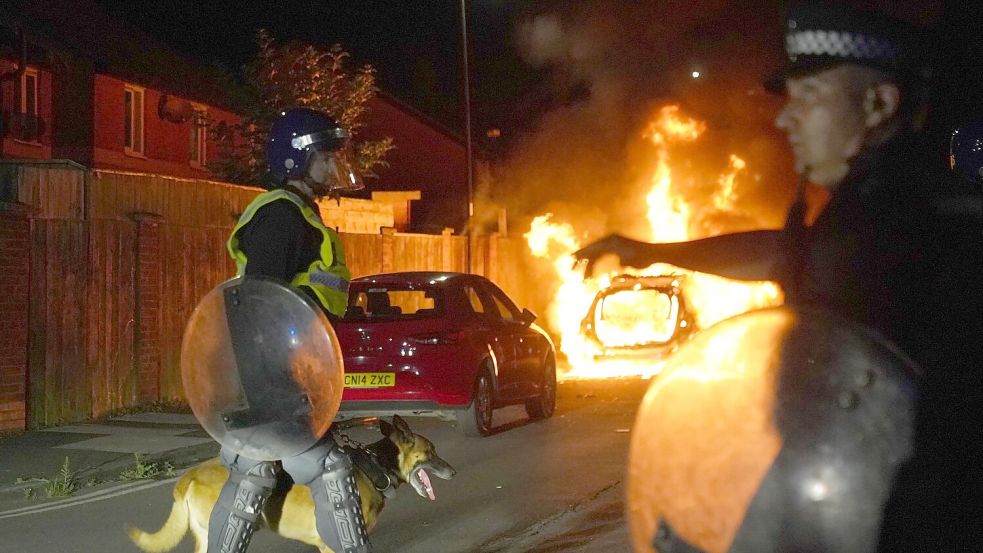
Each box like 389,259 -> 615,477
189,106 -> 207,167
20,68 -> 38,118
124,85 -> 145,155
14,68 -> 41,144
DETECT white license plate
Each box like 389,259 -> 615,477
344,372 -> 395,388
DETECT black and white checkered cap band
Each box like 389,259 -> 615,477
786,30 -> 899,62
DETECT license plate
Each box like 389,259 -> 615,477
344,372 -> 395,388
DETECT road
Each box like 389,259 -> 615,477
0,378 -> 647,553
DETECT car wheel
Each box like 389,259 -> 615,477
526,358 -> 556,420
457,370 -> 494,437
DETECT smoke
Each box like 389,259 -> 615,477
477,0 -> 800,244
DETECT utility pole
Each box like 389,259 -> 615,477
460,0 -> 474,273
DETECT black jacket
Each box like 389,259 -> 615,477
783,137 -> 983,550
235,187 -> 335,317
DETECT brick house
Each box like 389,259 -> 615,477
0,0 -> 467,230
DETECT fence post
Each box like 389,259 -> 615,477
487,232 -> 499,284
381,226 -> 395,273
130,212 -> 164,404
441,227 -> 454,271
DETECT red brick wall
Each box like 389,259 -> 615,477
92,74 -> 240,179
0,203 -> 31,430
135,217 -> 162,402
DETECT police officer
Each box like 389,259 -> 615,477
228,107 -> 359,321
207,107 -> 372,553
576,1 -> 982,551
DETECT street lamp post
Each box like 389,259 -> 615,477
460,0 -> 474,273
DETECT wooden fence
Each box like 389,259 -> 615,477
0,161 -> 535,428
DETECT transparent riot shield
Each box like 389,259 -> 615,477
626,306 -> 919,553
181,278 -> 344,461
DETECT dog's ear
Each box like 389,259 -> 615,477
379,419 -> 395,437
393,415 -> 413,436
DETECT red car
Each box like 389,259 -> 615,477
334,272 -> 557,436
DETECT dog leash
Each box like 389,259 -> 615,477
330,419 -> 396,498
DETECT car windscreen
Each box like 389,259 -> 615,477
344,286 -> 443,320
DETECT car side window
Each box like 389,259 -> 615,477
491,294 -> 517,322
464,285 -> 486,315
484,284 -> 520,323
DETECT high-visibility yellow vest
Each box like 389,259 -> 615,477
227,189 -> 351,317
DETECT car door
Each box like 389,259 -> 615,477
461,282 -> 516,399
479,281 -> 534,400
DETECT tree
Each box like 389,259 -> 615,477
209,30 -> 394,186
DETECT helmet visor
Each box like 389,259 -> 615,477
310,141 -> 364,195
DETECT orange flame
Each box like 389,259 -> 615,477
526,105 -> 782,380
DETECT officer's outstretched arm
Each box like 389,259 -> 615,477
573,230 -> 781,281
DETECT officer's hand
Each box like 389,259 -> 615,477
572,234 -> 649,278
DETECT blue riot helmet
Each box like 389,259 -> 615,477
266,107 -> 364,195
950,122 -> 983,184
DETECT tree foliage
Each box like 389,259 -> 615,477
209,30 -> 394,186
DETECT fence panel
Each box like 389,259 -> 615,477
28,219 -> 90,426
86,219 -> 137,417
392,234 -> 444,273
339,233 -> 384,277
158,224 -> 235,400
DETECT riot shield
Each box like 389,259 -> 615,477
626,306 -> 920,553
181,277 -> 344,461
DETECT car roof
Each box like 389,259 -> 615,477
603,274 -> 684,292
350,271 -> 476,287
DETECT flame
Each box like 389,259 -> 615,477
713,154 -> 746,212
525,105 -> 782,380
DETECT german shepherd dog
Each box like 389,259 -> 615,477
128,415 -> 456,553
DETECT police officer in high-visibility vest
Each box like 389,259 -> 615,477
228,107 -> 359,321
207,107 -> 372,553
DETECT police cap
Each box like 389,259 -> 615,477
765,1 -> 933,93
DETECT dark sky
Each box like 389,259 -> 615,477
91,0 -> 546,144
92,0 -> 983,164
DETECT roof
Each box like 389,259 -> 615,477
374,92 -> 465,146
0,0 -> 240,110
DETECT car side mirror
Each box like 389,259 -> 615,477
520,308 -> 537,327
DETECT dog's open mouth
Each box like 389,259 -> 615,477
412,467 -> 435,501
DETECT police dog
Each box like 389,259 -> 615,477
128,415 -> 455,553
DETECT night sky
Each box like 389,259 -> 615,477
92,1 -> 983,159
91,0 -> 547,149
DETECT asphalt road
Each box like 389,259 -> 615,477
0,378 -> 647,553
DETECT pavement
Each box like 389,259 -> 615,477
0,412 -> 219,510
0,411 -> 632,552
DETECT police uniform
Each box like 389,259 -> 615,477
229,186 -> 351,319
626,3 -> 982,552
200,108 -> 372,553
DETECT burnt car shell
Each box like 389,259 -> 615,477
580,274 -> 695,359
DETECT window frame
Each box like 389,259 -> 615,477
20,68 -> 38,117
14,67 -> 41,145
123,84 -> 145,156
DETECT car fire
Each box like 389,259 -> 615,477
525,105 -> 783,380
580,273 -> 695,359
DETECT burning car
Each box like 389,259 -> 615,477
580,274 -> 695,363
